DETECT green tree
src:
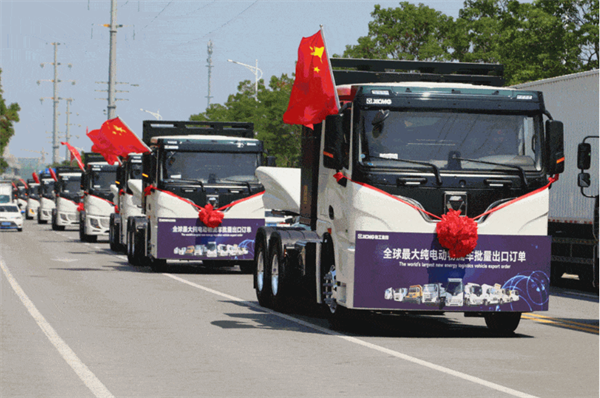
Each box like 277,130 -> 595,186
342,2 -> 454,61
0,69 -> 21,173
190,74 -> 302,167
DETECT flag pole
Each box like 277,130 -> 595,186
319,24 -> 341,112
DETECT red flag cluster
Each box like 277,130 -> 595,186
283,30 -> 339,129
87,117 -> 149,165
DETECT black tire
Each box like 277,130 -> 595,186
17,228 -> 23,232
109,218 -> 120,252
51,212 -> 59,231
268,236 -> 292,312
484,312 -> 522,334
127,227 -> 139,266
321,236 -> 352,330
254,235 -> 271,308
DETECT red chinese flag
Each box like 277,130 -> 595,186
87,128 -> 121,165
87,117 -> 149,165
49,168 -> 58,182
101,117 -> 149,158
32,172 -> 40,184
61,142 -> 84,170
283,30 -> 339,129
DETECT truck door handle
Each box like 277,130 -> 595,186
484,179 -> 513,187
397,177 -> 427,186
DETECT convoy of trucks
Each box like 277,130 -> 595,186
513,70 -> 599,288
127,120 -> 268,272
79,154 -> 117,242
9,57 -> 594,335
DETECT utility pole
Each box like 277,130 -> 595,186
38,43 -> 75,165
107,0 -> 118,119
206,40 -> 214,109
63,98 -> 79,160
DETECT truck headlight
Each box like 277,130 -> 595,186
90,217 -> 101,229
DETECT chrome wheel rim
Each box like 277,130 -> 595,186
271,254 -> 279,296
256,249 -> 265,292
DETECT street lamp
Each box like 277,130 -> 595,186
140,108 -> 162,120
227,59 -> 263,101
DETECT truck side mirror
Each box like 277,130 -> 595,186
578,172 -> 591,188
545,120 -> 565,175
577,143 -> 591,170
323,115 -> 344,170
266,156 -> 277,167
141,152 -> 155,184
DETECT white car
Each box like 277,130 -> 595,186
0,204 -> 23,232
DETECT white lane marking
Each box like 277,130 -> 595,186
0,258 -> 115,398
165,273 -> 538,398
116,256 -> 127,261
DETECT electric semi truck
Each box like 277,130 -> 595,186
37,172 -> 55,224
251,59 -> 564,334
79,154 -> 117,242
109,154 -> 143,252
51,166 -> 82,231
128,121 -> 269,273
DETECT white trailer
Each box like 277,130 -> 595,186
514,70 -> 599,287
252,58 -> 565,334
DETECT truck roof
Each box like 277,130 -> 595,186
150,135 -> 260,144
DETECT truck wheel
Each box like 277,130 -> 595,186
254,236 -> 271,308
127,228 -> 139,266
484,312 -> 521,334
109,220 -> 119,252
322,263 -> 351,329
268,236 -> 291,312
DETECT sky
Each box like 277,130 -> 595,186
2,0 -> 476,164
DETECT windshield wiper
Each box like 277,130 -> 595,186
164,178 -> 204,190
453,156 -> 528,187
370,156 -> 442,185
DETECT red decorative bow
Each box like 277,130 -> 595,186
435,209 -> 478,258
198,204 -> 224,228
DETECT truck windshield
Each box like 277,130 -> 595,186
92,171 -> 115,190
163,151 -> 260,183
61,177 -> 81,193
358,110 -> 542,172
424,285 -> 438,292
41,180 -> 55,195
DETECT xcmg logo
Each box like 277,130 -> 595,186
366,98 -> 392,105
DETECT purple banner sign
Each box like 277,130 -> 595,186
353,232 -> 551,312
157,217 -> 264,260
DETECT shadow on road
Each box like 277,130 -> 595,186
211,299 -> 533,339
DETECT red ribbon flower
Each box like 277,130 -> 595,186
436,209 -> 478,258
77,203 -> 84,212
198,204 -> 224,228
144,185 -> 155,196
